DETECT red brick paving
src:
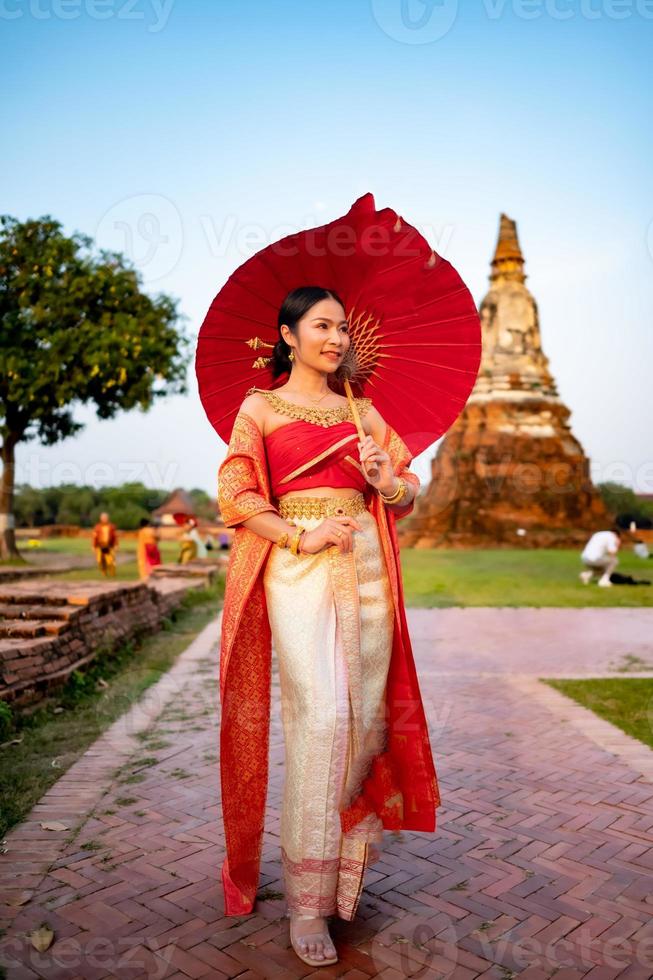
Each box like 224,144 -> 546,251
0,608 -> 652,978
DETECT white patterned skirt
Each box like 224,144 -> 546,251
262,499 -> 394,920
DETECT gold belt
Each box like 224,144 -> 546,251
278,492 -> 367,520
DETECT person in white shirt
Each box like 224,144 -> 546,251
579,528 -> 622,587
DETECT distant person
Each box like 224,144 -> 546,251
188,520 -> 208,559
137,518 -> 161,580
579,527 -> 622,587
178,517 -> 203,564
92,512 -> 118,577
218,530 -> 230,550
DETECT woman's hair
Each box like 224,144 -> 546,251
270,285 -> 346,379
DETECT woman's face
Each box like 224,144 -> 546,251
282,297 -> 351,373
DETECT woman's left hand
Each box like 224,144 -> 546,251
357,434 -> 397,494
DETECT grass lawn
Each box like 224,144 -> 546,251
11,538 -> 185,582
0,579 -> 224,839
543,677 -> 653,749
400,548 -> 653,607
7,541 -> 652,604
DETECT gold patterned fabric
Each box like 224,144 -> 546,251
263,505 -> 393,919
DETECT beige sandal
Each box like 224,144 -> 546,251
288,911 -> 338,966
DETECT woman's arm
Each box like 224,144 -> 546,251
362,406 -> 420,515
219,395 -> 298,544
241,509 -> 299,543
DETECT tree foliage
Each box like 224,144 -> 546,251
597,482 -> 653,528
15,482 -> 166,530
0,213 -> 190,447
0,213 -> 192,557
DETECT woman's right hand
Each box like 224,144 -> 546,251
298,515 -> 363,554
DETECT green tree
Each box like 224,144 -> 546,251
13,484 -> 44,527
597,482 -> 652,528
56,486 -> 96,526
0,215 -> 190,559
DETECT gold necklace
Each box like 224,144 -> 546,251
282,386 -> 332,405
246,387 -> 372,427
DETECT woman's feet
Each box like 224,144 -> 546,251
288,911 -> 338,966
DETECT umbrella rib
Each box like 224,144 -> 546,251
368,363 -> 470,407
201,372 -> 272,403
380,312 -> 478,334
413,284 -> 471,308
363,372 -> 448,430
226,274 -> 280,313
205,308 -> 276,332
196,356 -> 270,369
375,352 -> 480,376
376,341 -> 480,349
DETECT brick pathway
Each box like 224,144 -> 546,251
1,608 -> 652,979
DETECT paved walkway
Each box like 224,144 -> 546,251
1,608 -> 652,979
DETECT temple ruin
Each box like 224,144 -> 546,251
400,214 -> 610,548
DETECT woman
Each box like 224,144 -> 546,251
217,286 -> 441,967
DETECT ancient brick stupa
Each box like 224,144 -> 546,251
399,214 -> 609,548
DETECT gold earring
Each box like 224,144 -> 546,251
288,350 -> 295,362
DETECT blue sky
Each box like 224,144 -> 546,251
3,0 -> 652,496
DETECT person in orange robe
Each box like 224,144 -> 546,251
91,512 -> 118,577
216,287 -> 441,967
136,518 -> 161,580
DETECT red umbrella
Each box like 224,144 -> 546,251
195,192 -> 481,456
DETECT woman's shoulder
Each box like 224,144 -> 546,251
238,388 -> 272,431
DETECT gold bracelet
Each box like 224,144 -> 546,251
379,478 -> 406,504
276,531 -> 289,549
391,481 -> 409,505
289,525 -> 306,556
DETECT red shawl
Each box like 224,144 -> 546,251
217,411 -> 441,915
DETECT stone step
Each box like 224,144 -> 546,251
0,619 -> 69,639
0,576 -> 203,709
0,603 -> 77,622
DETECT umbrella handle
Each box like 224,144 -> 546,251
343,379 -> 379,481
